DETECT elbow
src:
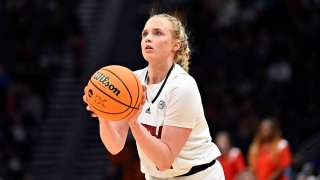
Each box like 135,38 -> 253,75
155,154 -> 175,171
108,149 -> 121,155
157,166 -> 170,171
106,145 -> 124,155
156,162 -> 173,171
102,141 -> 125,155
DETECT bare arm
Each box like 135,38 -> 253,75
98,118 -> 129,155
128,119 -> 191,171
83,95 -> 129,155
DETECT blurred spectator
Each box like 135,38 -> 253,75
248,118 -> 292,180
296,162 -> 319,180
266,59 -> 292,83
236,168 -> 256,180
0,0 -> 82,179
216,131 -> 246,180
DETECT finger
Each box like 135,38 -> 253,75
142,85 -> 146,92
133,104 -> 143,119
139,104 -> 144,114
86,108 -> 97,117
90,111 -> 97,118
127,106 -> 141,121
141,85 -> 147,105
141,95 -> 146,106
83,95 -> 88,103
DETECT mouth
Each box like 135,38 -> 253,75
145,45 -> 153,50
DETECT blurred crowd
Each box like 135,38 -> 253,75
187,0 -> 320,151
0,0 -> 320,179
0,0 -> 82,179
190,0 -> 320,179
187,0 -> 320,179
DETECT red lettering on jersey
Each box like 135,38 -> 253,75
141,124 -> 163,139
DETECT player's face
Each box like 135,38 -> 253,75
141,16 -> 177,63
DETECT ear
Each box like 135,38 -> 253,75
172,39 -> 181,52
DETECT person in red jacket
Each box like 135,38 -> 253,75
248,118 -> 292,180
216,131 -> 246,180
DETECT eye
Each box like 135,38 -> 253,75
142,31 -> 148,38
154,31 -> 161,36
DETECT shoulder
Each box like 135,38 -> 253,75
166,65 -> 201,102
134,67 -> 148,81
166,64 -> 200,98
229,147 -> 242,159
171,64 -> 197,88
277,139 -> 289,150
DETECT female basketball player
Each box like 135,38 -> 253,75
84,13 -> 225,179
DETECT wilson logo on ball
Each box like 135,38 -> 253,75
93,71 -> 121,96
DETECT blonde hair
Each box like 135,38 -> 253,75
150,13 -> 191,72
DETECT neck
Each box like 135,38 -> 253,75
147,61 -> 173,85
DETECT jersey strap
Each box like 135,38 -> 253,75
144,64 -> 174,104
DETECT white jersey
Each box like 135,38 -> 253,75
134,64 -> 221,178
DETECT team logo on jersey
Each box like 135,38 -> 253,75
158,100 -> 165,110
145,107 -> 151,114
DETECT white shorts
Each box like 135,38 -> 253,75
145,160 -> 225,180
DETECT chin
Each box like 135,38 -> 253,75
143,55 -> 155,63
143,57 -> 150,63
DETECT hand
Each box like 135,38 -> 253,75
83,85 -> 146,121
83,86 -> 98,118
127,85 -> 146,124
83,95 -> 97,118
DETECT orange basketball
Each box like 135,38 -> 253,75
85,65 -> 143,121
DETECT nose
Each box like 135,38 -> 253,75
145,37 -> 151,43
144,34 -> 152,43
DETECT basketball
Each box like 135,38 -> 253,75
85,65 -> 143,121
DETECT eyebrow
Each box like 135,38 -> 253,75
142,28 -> 165,33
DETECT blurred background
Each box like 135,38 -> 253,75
0,0 -> 319,179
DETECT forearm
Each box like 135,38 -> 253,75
128,121 -> 173,170
99,119 -> 129,155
